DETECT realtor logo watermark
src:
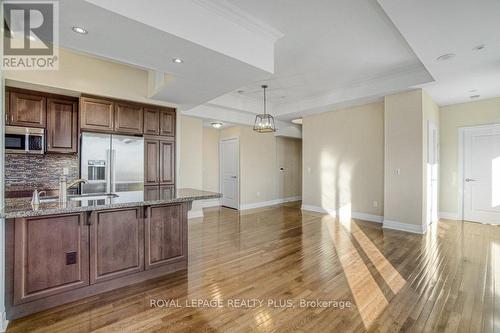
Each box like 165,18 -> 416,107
3,1 -> 59,70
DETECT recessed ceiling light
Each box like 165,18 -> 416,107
72,26 -> 88,34
211,122 -> 223,129
172,58 -> 183,64
472,44 -> 486,51
291,118 -> 302,125
436,53 -> 456,61
470,95 -> 481,99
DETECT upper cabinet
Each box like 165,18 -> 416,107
9,91 -> 46,128
114,102 -> 143,134
46,98 -> 78,154
143,107 -> 160,135
80,96 -> 114,132
80,96 -> 175,137
159,108 -> 176,137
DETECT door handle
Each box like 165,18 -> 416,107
465,178 -> 476,182
231,176 -> 237,179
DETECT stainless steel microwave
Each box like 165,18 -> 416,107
5,126 -> 45,154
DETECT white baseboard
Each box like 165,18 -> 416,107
300,205 -> 383,224
0,311 -> 8,333
352,212 -> 383,223
383,219 -> 426,234
240,196 -> 302,210
439,211 -> 460,220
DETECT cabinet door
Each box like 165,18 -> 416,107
160,140 -> 175,185
114,102 -> 143,134
9,92 -> 46,128
144,185 -> 159,201
145,204 -> 186,270
160,185 -> 175,199
143,107 -> 160,135
5,91 -> 10,125
14,214 -> 89,304
159,108 -> 176,137
90,208 -> 144,284
80,97 -> 114,132
46,98 -> 78,153
145,140 -> 160,185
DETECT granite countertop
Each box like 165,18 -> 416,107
1,188 -> 221,219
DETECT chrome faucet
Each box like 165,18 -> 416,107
59,176 -> 87,203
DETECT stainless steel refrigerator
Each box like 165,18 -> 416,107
80,133 -> 144,194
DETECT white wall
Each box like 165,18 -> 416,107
439,97 -> 500,216
302,102 -> 384,218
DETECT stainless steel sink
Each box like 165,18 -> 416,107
40,193 -> 119,203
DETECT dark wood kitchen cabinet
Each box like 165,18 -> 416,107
89,208 -> 144,284
114,101 -> 143,134
13,214 -> 89,305
79,96 -> 114,132
9,91 -> 46,128
160,140 -> 175,184
46,98 -> 78,153
159,108 -> 176,137
143,107 -> 160,135
144,138 -> 175,186
144,139 -> 160,185
145,204 -> 186,270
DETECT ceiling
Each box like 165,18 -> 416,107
56,0 -> 280,109
378,0 -> 500,106
46,0 -> 500,128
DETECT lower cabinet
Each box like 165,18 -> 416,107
90,207 -> 144,283
145,204 -> 187,270
8,203 -> 188,318
13,213 -> 89,305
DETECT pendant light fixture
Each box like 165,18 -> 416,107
253,85 -> 276,133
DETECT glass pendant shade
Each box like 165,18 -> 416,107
253,113 -> 276,133
253,84 -> 276,133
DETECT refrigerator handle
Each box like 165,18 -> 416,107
110,149 -> 116,193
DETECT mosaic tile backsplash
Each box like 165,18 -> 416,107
5,154 -> 79,193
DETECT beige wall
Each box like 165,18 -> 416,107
302,102 -> 384,216
178,116 -> 203,189
4,47 -> 174,107
384,90 -> 423,226
276,137 -> 302,198
202,127 -> 220,192
439,97 -> 500,214
219,125 -> 302,206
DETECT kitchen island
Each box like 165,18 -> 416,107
2,188 -> 221,319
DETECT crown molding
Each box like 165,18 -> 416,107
192,0 -> 284,42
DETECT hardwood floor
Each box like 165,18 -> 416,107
7,202 -> 500,332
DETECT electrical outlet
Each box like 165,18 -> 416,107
373,201 -> 378,208
395,168 -> 401,176
307,167 -> 311,174
256,192 -> 261,197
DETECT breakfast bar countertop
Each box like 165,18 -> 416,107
1,188 -> 221,219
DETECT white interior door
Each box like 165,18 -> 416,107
220,138 -> 239,209
463,125 -> 500,224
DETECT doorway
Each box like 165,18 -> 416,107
460,124 -> 500,224
220,138 -> 239,209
